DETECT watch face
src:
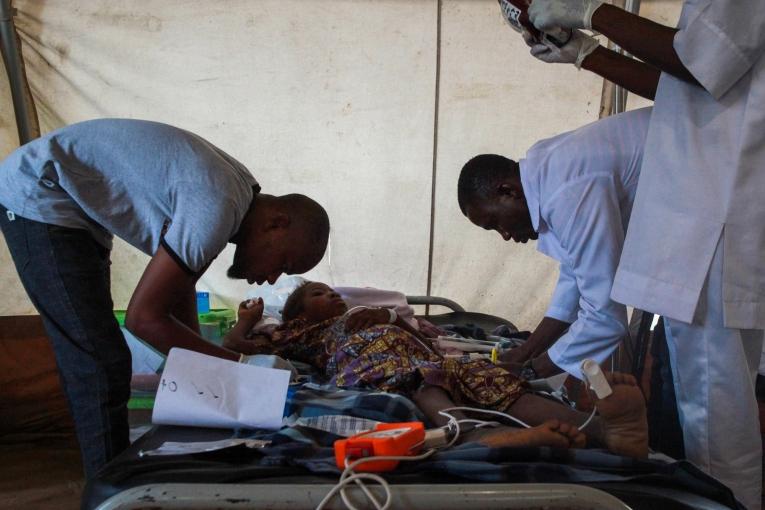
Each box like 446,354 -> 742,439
520,366 -> 536,381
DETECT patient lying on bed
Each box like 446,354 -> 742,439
224,282 -> 649,458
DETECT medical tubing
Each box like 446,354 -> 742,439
441,405 -> 532,429
315,450 -> 439,510
579,406 -> 598,431
442,403 -> 597,432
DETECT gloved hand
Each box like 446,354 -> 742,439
528,0 -> 604,31
522,28 -> 599,68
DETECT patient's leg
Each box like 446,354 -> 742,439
504,373 -> 648,458
412,385 -> 584,449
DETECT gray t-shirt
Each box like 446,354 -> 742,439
0,119 -> 258,274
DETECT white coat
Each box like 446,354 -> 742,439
520,108 -> 651,379
611,0 -> 765,329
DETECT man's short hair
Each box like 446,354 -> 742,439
281,194 -> 330,252
457,154 -> 518,215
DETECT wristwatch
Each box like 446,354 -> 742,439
520,358 -> 538,381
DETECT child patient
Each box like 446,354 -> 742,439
224,282 -> 649,458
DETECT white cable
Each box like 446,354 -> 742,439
315,471 -> 390,510
440,406 -> 532,429
579,406 -> 598,431
443,403 -> 599,432
343,306 -> 371,317
316,450 -> 439,510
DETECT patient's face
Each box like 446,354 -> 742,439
465,199 -> 538,244
300,283 -> 348,323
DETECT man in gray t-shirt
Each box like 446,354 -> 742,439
0,119 -> 330,477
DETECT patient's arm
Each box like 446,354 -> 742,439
346,307 -> 436,352
223,298 -> 267,353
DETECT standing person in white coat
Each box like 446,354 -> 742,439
459,107 -> 651,383
511,1 -> 765,507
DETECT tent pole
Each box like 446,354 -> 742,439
0,0 -> 39,144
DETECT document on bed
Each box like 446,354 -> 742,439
152,348 -> 290,430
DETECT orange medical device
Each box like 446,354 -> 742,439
334,422 -> 425,472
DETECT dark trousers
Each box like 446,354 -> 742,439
0,206 -> 131,477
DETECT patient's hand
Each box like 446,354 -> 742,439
345,308 -> 391,333
237,298 -> 264,327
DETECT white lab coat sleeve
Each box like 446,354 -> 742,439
546,262 -> 580,324
545,176 -> 629,380
674,0 -> 765,100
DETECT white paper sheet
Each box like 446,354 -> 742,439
152,348 -> 290,430
138,438 -> 271,457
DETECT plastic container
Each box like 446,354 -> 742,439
198,308 -> 237,345
196,291 -> 211,314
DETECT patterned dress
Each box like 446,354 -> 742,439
255,316 -> 526,412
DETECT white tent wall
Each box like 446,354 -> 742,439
431,0 -> 603,327
0,0 -> 439,315
0,0 -> 680,331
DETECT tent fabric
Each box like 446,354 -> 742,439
0,1 -> 679,331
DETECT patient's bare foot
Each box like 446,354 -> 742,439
469,419 -> 585,449
595,372 -> 649,458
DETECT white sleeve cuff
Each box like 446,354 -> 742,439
674,7 -> 755,99
545,305 -> 578,324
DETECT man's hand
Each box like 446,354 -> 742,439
499,344 -> 533,364
528,0 -> 604,30
494,360 -> 524,375
222,333 -> 272,355
345,308 -> 391,333
522,28 -> 599,68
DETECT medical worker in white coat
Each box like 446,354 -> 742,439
511,1 -> 765,507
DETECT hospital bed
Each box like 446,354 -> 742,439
83,296 -> 741,510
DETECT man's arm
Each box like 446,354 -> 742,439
533,177 -> 630,380
501,317 -> 570,364
170,286 -> 201,335
125,244 -> 239,360
581,45 -> 661,100
527,0 -> 700,88
589,4 -> 699,86
502,260 -> 578,365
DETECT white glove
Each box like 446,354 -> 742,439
522,28 -> 599,68
241,354 -> 299,382
528,0 -> 604,31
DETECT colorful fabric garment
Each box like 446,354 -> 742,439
254,316 -> 526,412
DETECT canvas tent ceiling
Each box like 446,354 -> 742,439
0,0 -> 676,330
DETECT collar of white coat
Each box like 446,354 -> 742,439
518,158 -> 541,233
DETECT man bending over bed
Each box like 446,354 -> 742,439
225,282 -> 648,458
